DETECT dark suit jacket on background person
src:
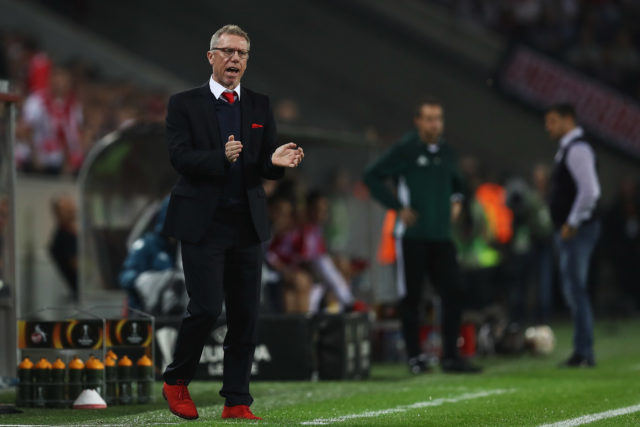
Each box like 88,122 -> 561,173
162,83 -> 284,243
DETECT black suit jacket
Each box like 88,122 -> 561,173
162,83 -> 284,243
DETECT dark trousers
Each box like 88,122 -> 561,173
401,239 -> 464,360
163,208 -> 262,407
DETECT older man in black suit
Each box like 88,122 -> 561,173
161,24 -> 303,421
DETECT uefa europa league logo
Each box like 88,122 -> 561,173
127,321 -> 143,344
78,324 -> 94,346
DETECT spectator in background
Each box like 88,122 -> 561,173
23,37 -> 51,94
118,197 -> 184,315
325,169 -> 366,303
21,65 -> 84,174
2,31 -> 170,174
504,167 -> 554,325
266,197 -> 312,313
545,103 -> 601,368
1,34 -> 51,95
301,190 -> 364,313
267,187 -> 366,314
530,164 -> 555,323
504,177 -> 535,324
453,157 -> 501,309
475,176 -> 513,247
49,194 -> 78,301
325,169 -> 352,256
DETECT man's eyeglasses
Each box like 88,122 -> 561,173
210,47 -> 250,59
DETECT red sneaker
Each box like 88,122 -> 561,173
221,404 -> 263,420
162,382 -> 199,420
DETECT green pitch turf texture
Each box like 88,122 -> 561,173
1,319 -> 639,426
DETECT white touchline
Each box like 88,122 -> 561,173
300,389 -> 512,425
538,403 -> 640,427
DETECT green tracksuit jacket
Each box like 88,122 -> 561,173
364,131 -> 465,241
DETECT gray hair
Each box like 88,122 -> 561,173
209,25 -> 250,50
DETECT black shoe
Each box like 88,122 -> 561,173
441,357 -> 483,374
408,354 -> 431,375
560,354 -> 595,368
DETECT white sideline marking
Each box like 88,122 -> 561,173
300,389 -> 511,425
538,403 -> 640,427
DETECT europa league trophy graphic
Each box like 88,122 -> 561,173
78,324 -> 94,346
127,322 -> 143,344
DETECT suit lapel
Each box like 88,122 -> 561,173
240,88 -> 262,168
240,87 -> 254,161
199,83 -> 222,149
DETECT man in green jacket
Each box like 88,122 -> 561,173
364,98 -> 481,374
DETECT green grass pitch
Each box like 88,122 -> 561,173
1,319 -> 639,426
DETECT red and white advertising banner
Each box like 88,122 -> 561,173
499,45 -> 640,158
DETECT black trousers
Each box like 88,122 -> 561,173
400,238 -> 465,360
163,208 -> 262,407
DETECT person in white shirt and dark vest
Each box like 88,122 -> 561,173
545,103 -> 601,367
364,98 -> 482,374
160,25 -> 304,421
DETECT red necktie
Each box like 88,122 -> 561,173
222,91 -> 236,104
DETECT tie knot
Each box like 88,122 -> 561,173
222,91 -> 236,104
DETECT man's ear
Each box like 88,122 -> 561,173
206,51 -> 214,65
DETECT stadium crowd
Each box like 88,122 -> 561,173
433,0 -> 640,100
0,31 -> 167,175
256,155 -> 640,325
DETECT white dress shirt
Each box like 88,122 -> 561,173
555,127 -> 601,227
209,76 -> 241,101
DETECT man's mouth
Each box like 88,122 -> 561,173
225,67 -> 240,75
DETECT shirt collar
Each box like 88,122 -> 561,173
559,126 -> 583,149
209,76 -> 241,101
427,143 -> 440,153
416,133 -> 443,153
